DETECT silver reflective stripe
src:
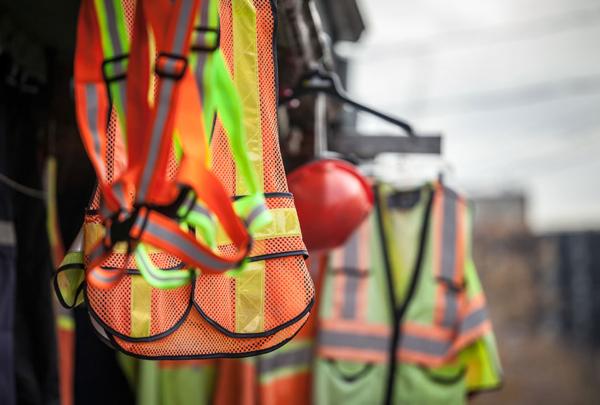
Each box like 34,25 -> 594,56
172,0 -> 195,54
137,80 -> 174,201
258,346 -> 312,375
144,217 -> 230,270
399,333 -> 451,356
342,229 -> 360,319
90,268 -> 120,283
191,203 -> 212,219
439,190 -> 460,328
0,220 -> 16,246
244,203 -> 266,228
193,0 -> 211,102
112,182 -> 127,207
103,0 -> 128,113
138,0 -> 195,201
104,0 -> 123,56
460,307 -> 488,334
441,289 -> 458,328
137,247 -> 189,282
88,242 -> 106,264
85,84 -> 103,164
319,330 -> 390,353
440,191 -> 457,282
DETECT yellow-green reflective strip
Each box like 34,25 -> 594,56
216,208 -> 301,246
83,223 -> 165,254
130,276 -> 152,337
232,0 -> 263,194
235,260 -> 265,333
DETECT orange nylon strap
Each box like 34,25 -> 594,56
76,0 -> 256,289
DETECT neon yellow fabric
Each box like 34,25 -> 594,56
232,0 -> 263,195
130,275 -> 152,338
216,208 -> 301,245
235,260 -> 265,333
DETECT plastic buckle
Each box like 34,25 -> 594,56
102,54 -> 129,83
436,276 -> 465,293
155,52 -> 188,80
191,27 -> 220,52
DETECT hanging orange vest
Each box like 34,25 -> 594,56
55,0 -> 314,360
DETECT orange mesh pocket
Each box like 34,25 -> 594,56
86,274 -> 193,340
194,255 -> 314,336
110,307 -> 310,358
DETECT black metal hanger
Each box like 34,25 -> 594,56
280,66 -> 442,157
280,66 -> 416,136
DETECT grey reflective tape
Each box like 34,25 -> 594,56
341,230 -> 360,319
117,84 -> 127,115
440,191 -> 457,282
112,182 -> 127,207
244,204 -> 266,227
85,84 -> 103,164
460,307 -> 488,334
192,203 -> 212,219
399,333 -> 451,356
88,242 -> 106,264
137,248 -> 189,282
0,221 -> 16,247
319,330 -> 390,353
172,0 -> 195,53
104,0 -> 123,56
441,289 -> 459,328
91,268 -> 121,283
144,218 -> 230,270
258,346 -> 312,375
137,80 -> 174,201
194,52 -> 208,102
200,0 -> 209,27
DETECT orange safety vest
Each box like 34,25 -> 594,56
56,0 -> 314,360
315,183 -> 499,404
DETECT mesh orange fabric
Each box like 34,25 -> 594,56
112,309 -> 310,358
81,0 -> 314,359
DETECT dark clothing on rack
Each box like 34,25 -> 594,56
1,55 -> 60,405
0,68 -> 17,405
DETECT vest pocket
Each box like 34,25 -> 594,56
396,363 -> 467,405
314,358 -> 386,405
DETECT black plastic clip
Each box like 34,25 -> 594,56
191,26 -> 220,53
102,54 -> 129,83
155,52 -> 188,80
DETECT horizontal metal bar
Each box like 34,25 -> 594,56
330,133 -> 442,158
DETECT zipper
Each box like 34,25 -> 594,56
375,184 -> 435,405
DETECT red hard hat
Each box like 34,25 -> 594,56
288,159 -> 374,252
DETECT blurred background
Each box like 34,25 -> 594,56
344,0 -> 600,403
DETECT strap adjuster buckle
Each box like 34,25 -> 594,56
191,27 -> 220,53
436,276 -> 465,293
155,52 -> 188,80
102,54 -> 129,83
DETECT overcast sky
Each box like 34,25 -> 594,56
345,0 -> 600,232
